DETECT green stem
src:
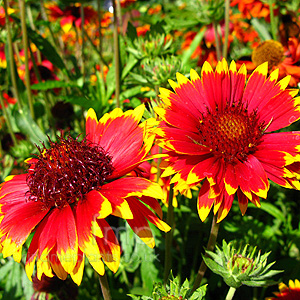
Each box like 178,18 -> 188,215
191,214 -> 220,292
19,0 -> 35,119
0,92 -> 18,146
4,0 -> 21,109
113,0 -> 120,108
163,183 -> 175,284
99,273 -> 112,300
268,0 -> 277,40
222,0 -> 230,60
80,4 -> 85,81
225,287 -> 236,300
97,0 -> 105,80
213,21 -> 222,61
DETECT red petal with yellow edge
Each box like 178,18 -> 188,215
0,174 -> 28,198
197,179 -> 215,222
139,196 -> 163,219
156,106 -> 200,132
258,90 -> 300,132
189,69 -> 214,111
96,219 -> 120,273
234,155 -> 269,199
70,250 -> 85,286
102,177 -> 163,199
255,149 -> 292,169
216,192 -> 234,222
56,205 -> 78,274
258,132 -> 300,157
227,64 -> 246,107
169,75 -> 206,119
0,199 -> 48,254
224,163 -> 238,195
127,197 -> 170,232
237,189 -> 249,215
125,200 -> 156,248
75,190 -> 112,250
48,245 -> 68,280
187,155 -> 217,185
262,163 -> 293,188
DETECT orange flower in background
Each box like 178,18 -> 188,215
148,4 -> 162,15
230,0 -> 271,20
252,39 -> 300,87
266,279 -> 300,300
155,59 -> 300,222
136,24 -> 151,37
120,0 -> 137,8
46,2 -> 97,32
0,92 -> 17,109
0,45 -> 6,69
0,105 -> 170,285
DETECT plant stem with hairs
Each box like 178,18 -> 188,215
163,183 -> 175,284
113,0 -> 120,108
268,0 -> 277,40
213,21 -> 222,61
225,287 -> 236,300
19,0 -> 35,119
80,4 -> 85,81
192,214 -> 220,292
222,0 -> 230,60
0,92 -> 18,146
4,0 -> 21,109
99,273 -> 112,300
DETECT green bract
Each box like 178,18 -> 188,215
203,240 -> 283,289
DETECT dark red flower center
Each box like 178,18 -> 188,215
197,104 -> 264,163
26,136 -> 114,208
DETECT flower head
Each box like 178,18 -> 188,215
155,59 -> 300,222
203,240 -> 282,288
266,279 -> 300,300
0,105 -> 170,285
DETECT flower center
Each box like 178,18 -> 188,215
26,136 -> 114,208
197,104 -> 264,163
251,40 -> 284,69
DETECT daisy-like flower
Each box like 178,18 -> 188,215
0,105 -> 170,285
155,59 -> 300,222
266,279 -> 300,300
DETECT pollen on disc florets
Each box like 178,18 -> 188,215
197,103 -> 264,163
26,135 -> 114,208
251,40 -> 284,69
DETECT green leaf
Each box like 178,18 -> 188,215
31,80 -> 78,90
14,108 -> 48,145
251,18 -> 272,41
27,28 -> 68,73
181,29 -> 206,66
61,95 -> 97,110
248,202 -> 286,222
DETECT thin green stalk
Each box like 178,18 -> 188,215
225,287 -> 236,300
191,214 -> 220,292
26,4 -> 42,63
84,30 -> 108,67
268,0 -> 277,40
4,0 -> 21,109
222,0 -> 230,60
113,0 -> 120,108
97,0 -> 105,80
80,4 -> 85,81
19,0 -> 35,119
213,21 -> 222,61
99,273 -> 112,300
0,92 -> 18,146
115,0 -> 123,35
163,183 -> 175,284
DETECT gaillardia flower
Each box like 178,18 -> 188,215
155,59 -> 300,222
0,105 -> 170,285
266,279 -> 300,300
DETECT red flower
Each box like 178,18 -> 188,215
155,59 -> 300,222
0,105 -> 170,285
266,280 -> 300,300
